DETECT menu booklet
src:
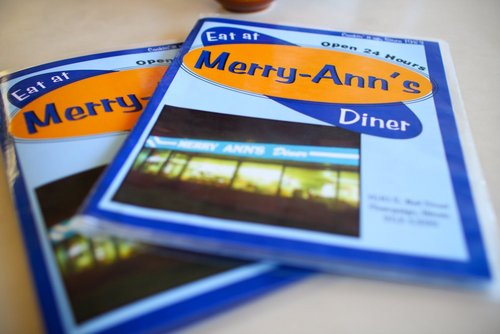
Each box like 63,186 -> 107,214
77,18 -> 498,287
0,43 -> 306,334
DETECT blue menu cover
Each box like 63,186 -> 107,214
0,43 -> 307,334
77,18 -> 496,285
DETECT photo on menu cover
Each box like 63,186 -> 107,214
36,167 -> 246,323
113,105 -> 361,237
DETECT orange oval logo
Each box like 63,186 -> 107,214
183,44 -> 432,104
9,66 -> 166,139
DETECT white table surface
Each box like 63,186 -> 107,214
1,0 -> 500,333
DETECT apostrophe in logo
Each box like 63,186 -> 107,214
182,44 -> 433,104
9,67 -> 166,140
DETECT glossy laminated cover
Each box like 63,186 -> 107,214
0,43 -> 307,334
77,18 -> 498,287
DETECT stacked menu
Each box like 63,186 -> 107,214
0,42 -> 306,334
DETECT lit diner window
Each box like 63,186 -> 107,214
92,237 -> 118,265
280,167 -> 338,202
232,162 -> 282,195
67,236 -> 94,273
162,152 -> 189,179
338,171 -> 360,206
180,156 -> 237,187
142,150 -> 171,175
132,148 -> 152,170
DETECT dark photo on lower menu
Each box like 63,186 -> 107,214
113,105 -> 361,237
36,166 -> 246,324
